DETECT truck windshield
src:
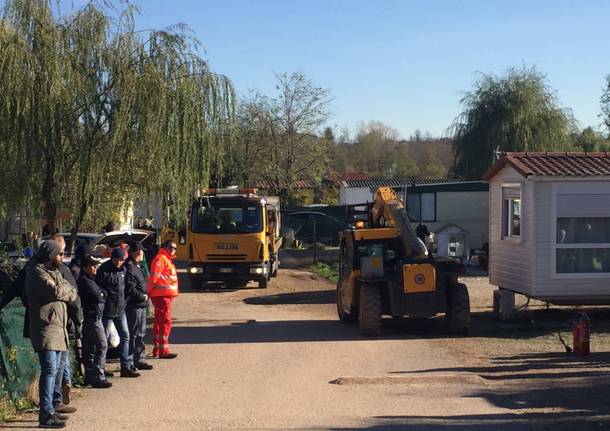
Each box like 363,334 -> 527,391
191,201 -> 263,234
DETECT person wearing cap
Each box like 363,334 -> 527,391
68,243 -> 92,281
78,256 -> 112,389
96,247 -> 140,378
125,240 -> 153,370
147,240 -> 179,359
25,240 -> 78,429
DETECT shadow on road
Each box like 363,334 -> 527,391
324,411 -> 610,431
369,351 -> 610,431
169,307 -> 610,345
243,289 -> 335,305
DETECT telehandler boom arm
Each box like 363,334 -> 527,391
370,187 -> 426,258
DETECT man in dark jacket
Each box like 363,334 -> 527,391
96,247 -> 139,378
68,244 -> 91,281
78,256 -> 112,388
25,240 -> 78,429
125,241 -> 153,370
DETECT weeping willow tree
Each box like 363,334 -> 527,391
0,0 -> 235,238
450,66 -> 575,179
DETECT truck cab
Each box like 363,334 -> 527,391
186,188 -> 281,289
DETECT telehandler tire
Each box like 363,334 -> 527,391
359,283 -> 382,336
258,279 -> 268,289
336,282 -> 357,323
446,282 -> 470,334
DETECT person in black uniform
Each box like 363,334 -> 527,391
78,256 -> 112,388
68,244 -> 92,282
125,241 -> 153,371
96,247 -> 139,378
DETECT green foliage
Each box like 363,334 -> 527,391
572,127 -> 610,152
225,72 -> 331,206
0,0 -> 235,233
450,66 -> 575,179
331,121 -> 451,179
602,75 -> 610,135
308,262 -> 339,284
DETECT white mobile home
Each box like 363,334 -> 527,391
484,152 -> 610,305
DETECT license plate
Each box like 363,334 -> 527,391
219,268 -> 233,273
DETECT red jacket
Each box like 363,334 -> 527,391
147,248 -> 179,298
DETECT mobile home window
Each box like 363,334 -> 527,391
555,193 -> 610,274
406,193 -> 436,222
502,187 -> 521,239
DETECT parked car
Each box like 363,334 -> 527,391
91,229 -> 154,263
0,241 -> 28,269
42,232 -> 101,263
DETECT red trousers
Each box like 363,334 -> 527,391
151,296 -> 175,356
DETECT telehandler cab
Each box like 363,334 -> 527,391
336,187 -> 470,336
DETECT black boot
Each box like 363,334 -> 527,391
38,412 -> 66,429
120,368 -> 141,378
91,379 -> 113,388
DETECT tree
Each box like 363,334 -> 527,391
450,66 -> 575,179
573,127 -> 609,152
353,121 -> 400,176
601,75 -> 610,136
228,72 -> 331,206
0,0 -> 235,240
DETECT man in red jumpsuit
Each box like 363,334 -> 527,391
147,240 -> 179,359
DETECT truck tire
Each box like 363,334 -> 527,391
359,283 -> 382,336
258,279 -> 268,289
337,281 -> 357,323
446,282 -> 470,335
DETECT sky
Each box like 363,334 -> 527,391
54,0 -> 610,138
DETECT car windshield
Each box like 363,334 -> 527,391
191,201 -> 263,234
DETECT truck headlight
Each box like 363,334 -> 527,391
250,267 -> 266,274
189,267 -> 203,274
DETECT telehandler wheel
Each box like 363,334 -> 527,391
258,279 -> 268,289
359,283 -> 382,336
336,282 -> 357,323
446,282 -> 470,335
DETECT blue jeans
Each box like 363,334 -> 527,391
53,350 -> 70,406
103,313 -> 131,371
37,350 -> 62,415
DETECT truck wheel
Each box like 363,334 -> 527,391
337,281 -> 357,323
258,279 -> 268,289
446,282 -> 470,335
359,283 -> 382,336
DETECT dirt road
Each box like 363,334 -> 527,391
5,269 -> 610,430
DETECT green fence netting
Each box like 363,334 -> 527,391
0,300 -> 38,401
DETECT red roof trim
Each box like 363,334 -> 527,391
483,152 -> 610,181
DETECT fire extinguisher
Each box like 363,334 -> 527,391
572,313 -> 591,356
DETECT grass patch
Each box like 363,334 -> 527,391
0,396 -> 36,422
308,262 -> 339,284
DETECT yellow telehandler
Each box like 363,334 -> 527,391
336,187 -> 470,336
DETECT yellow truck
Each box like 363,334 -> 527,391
184,188 -> 281,289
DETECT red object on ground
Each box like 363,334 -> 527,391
573,313 -> 590,356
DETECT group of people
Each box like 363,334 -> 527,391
0,235 -> 180,429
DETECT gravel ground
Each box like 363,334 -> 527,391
3,269 -> 610,430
